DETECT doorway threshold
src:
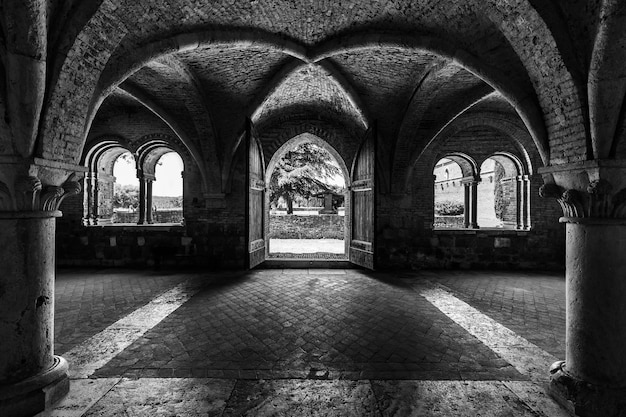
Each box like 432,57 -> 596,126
262,258 -> 352,269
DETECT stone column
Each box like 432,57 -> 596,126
523,175 -> 531,230
540,161 -> 626,417
469,179 -> 479,229
137,176 -> 146,225
516,175 -> 524,230
146,178 -> 154,224
92,173 -> 99,225
463,182 -> 471,228
83,172 -> 93,226
0,171 -> 81,417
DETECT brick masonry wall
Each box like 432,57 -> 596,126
376,123 -> 566,270
269,214 -> 344,239
56,144 -> 249,269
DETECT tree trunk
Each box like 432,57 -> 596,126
286,194 -> 293,214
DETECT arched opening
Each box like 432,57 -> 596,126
111,151 -> 140,224
150,152 -> 184,224
265,134 -> 349,259
433,154 -> 477,229
433,158 -> 465,228
478,154 -> 525,229
82,139 -> 139,226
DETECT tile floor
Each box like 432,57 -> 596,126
46,268 -> 569,416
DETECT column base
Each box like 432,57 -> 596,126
0,356 -> 69,417
549,360 -> 626,417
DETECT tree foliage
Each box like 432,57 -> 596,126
269,143 -> 343,214
434,200 -> 464,216
113,183 -> 139,209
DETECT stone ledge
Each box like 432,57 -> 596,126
433,228 -> 531,236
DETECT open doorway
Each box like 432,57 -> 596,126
265,135 -> 349,260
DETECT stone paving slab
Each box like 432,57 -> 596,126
222,379 -> 379,416
81,378 -> 235,417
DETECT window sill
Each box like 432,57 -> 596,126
433,228 -> 531,236
85,223 -> 184,231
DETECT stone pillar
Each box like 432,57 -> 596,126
469,179 -> 479,229
0,171 -> 81,417
463,182 -> 471,228
523,175 -> 531,230
516,175 -> 524,230
92,173 -> 99,225
83,172 -> 93,226
146,178 -> 154,224
137,176 -> 146,225
540,161 -> 626,417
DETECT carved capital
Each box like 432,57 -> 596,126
540,179 -> 626,219
0,174 -> 82,213
15,175 -> 42,211
539,160 -> 626,220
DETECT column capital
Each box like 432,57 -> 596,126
461,176 -> 480,186
538,159 -> 626,219
0,158 -> 84,214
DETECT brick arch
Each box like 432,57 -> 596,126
391,64 -> 497,194
401,113 -> 538,193
257,118 -> 364,170
40,28 -> 306,167
264,133 -> 350,189
478,152 -> 526,178
40,2 -> 582,170
82,135 -> 133,173
479,0 -> 589,164
311,32 -> 548,159
117,85 -> 216,195
433,153 -> 478,179
135,133 -> 193,178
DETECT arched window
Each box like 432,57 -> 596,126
478,154 -> 530,229
82,138 -> 185,226
111,151 -> 140,224
433,158 -> 465,228
152,152 -> 184,224
82,140 -> 138,225
136,141 -> 185,225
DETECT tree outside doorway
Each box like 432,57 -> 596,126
267,141 -> 347,258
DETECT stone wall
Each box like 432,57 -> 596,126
56,146 -> 248,269
269,214 -> 344,239
113,209 -> 183,224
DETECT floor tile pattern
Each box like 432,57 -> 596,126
93,271 -> 521,380
423,271 -> 566,357
50,268 -> 568,416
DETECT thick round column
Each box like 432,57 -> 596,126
0,211 -> 69,417
550,217 -> 626,416
565,219 -> 626,383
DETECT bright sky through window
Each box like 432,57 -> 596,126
113,152 -> 183,197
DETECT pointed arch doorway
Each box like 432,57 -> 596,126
246,122 -> 376,269
264,132 -> 350,262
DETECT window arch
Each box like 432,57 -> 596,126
433,153 -> 479,229
432,151 -> 531,230
82,138 -> 136,225
478,153 -> 530,230
82,138 -> 185,226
